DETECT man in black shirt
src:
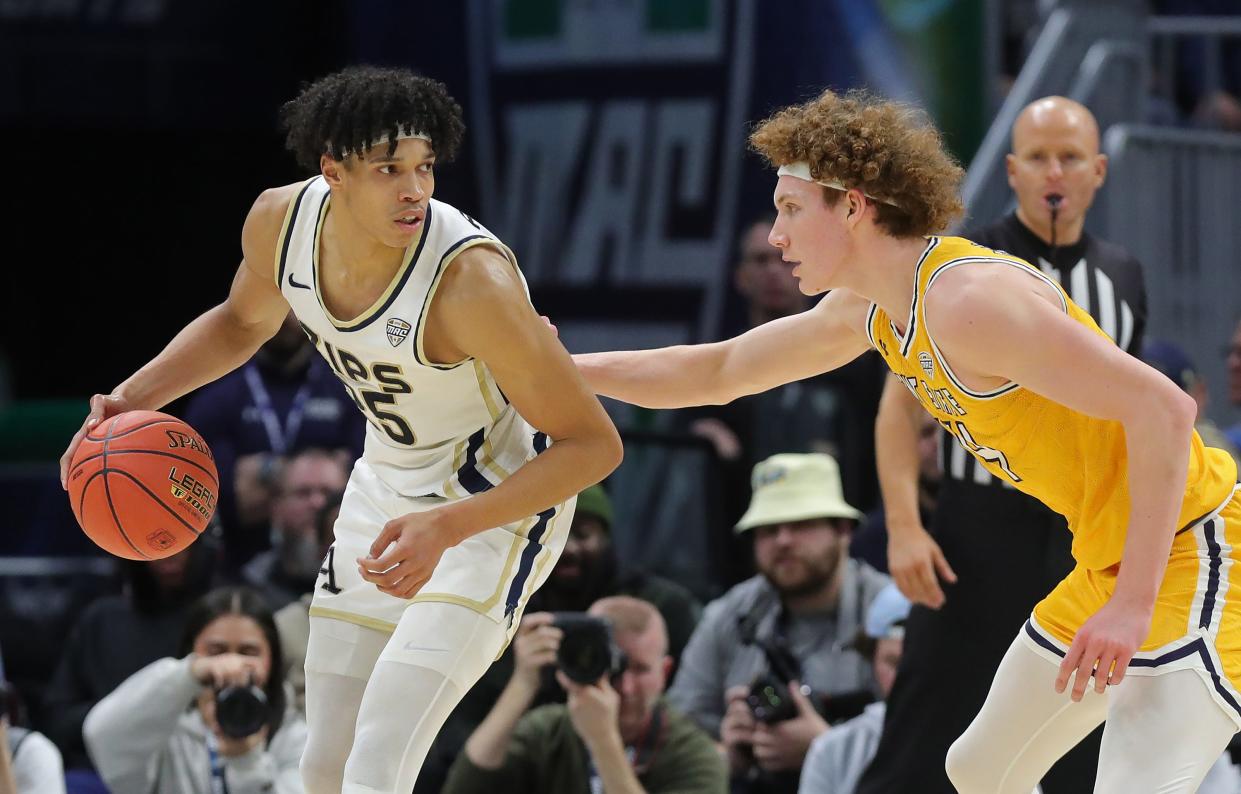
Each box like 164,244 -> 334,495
857,97 -> 1148,794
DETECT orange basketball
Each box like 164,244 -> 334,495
67,410 -> 218,560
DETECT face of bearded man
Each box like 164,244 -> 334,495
545,514 -> 616,606
751,518 -> 850,598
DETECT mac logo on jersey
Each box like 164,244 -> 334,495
386,318 -> 411,347
918,351 -> 935,379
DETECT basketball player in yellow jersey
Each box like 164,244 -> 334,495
575,89 -> 1241,793
59,66 -> 622,793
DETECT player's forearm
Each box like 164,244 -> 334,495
1114,393 -> 1198,607
114,303 -> 275,410
573,345 -> 733,408
463,678 -> 538,769
876,378 -> 926,535
438,430 -> 623,544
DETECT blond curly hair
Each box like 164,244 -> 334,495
749,89 -> 964,238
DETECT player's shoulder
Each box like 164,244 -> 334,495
241,179 -> 318,273
436,239 -> 522,306
923,260 -> 1019,323
812,288 -> 873,338
248,179 -> 316,230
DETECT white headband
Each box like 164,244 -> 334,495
776,161 -> 901,209
330,129 -> 432,157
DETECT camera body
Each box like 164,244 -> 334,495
737,607 -> 809,725
745,670 -> 800,724
214,682 -> 268,739
552,612 -> 627,684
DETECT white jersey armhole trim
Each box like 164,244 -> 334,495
864,302 -> 880,350
274,179 -> 316,289
921,257 -> 1068,400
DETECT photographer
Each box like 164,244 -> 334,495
444,596 -> 725,794
798,584 -> 910,794
83,586 -> 307,794
668,453 -> 890,792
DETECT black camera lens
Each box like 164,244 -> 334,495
552,612 -> 627,684
746,673 -> 799,724
214,683 -> 268,739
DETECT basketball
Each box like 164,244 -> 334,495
67,410 -> 218,560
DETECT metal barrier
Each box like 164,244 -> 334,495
1149,15 -> 1241,110
962,0 -> 1148,229
1096,124 -> 1241,428
610,426 -> 729,602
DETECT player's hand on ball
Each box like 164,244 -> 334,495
60,392 -> 131,488
1055,598 -> 1152,701
357,510 -> 452,598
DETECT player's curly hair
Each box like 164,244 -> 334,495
280,65 -> 466,172
749,89 -> 964,238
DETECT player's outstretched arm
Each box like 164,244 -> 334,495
60,186 -> 296,486
877,375 -> 956,607
357,246 -> 623,598
925,265 -> 1198,698
573,288 -> 873,409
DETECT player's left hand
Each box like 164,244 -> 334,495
556,670 -> 621,749
750,679 -> 828,772
357,510 -> 454,599
1055,598 -> 1152,701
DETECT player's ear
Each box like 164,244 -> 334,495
847,190 -> 865,222
321,154 -> 346,188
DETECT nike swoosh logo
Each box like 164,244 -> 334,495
403,642 -> 448,652
288,273 -> 312,290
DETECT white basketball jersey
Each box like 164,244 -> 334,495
276,176 -> 545,498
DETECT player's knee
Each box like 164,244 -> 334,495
944,730 -> 991,793
300,751 -> 346,794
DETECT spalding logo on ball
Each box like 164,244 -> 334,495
67,410 -> 218,560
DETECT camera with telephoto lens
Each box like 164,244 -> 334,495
552,612 -> 628,684
214,673 -> 268,739
746,669 -> 801,724
737,609 -> 807,725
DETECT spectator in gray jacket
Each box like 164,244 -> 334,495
83,586 -> 307,794
799,583 -> 910,794
668,453 -> 890,793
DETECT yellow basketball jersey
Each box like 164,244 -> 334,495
868,236 -> 1238,570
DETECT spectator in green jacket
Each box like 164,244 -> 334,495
443,595 -> 726,794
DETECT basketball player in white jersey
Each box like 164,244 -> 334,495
60,65 -> 623,793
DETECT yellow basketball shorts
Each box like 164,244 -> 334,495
1026,485 -> 1241,728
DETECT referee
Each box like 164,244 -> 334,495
856,97 -> 1148,794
